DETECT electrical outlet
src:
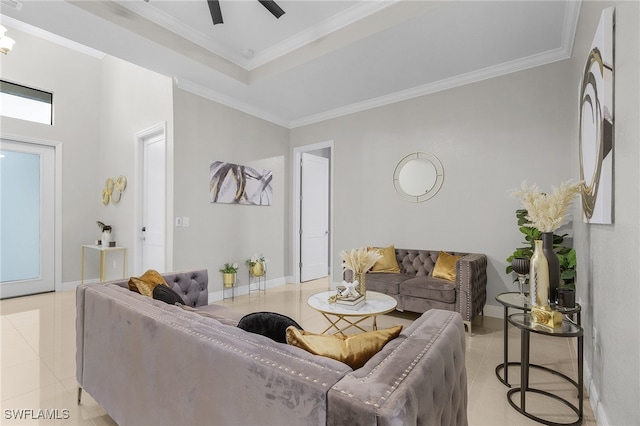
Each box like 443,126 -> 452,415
175,217 -> 183,227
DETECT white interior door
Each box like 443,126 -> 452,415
141,133 -> 166,273
300,153 -> 329,282
0,140 -> 55,298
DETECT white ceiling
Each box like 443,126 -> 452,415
0,0 -> 581,128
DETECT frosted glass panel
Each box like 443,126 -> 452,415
0,150 -> 41,282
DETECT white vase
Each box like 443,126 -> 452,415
102,231 -> 111,246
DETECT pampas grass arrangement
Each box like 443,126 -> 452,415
340,247 -> 382,273
511,180 -> 582,233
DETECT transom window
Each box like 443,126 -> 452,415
0,79 -> 53,125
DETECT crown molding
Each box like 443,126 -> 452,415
116,0 -> 397,71
0,14 -> 105,59
290,46 -> 573,129
173,77 -> 289,129
246,0 -> 397,70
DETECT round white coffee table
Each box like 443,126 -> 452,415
307,290 -> 398,335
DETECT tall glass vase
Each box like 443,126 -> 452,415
529,240 -> 549,307
542,232 -> 560,305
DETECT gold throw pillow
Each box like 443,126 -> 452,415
128,269 -> 168,297
432,251 -> 462,282
370,245 -> 401,273
285,325 -> 403,369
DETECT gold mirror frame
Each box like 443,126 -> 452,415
393,152 -> 444,203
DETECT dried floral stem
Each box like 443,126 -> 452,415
340,247 -> 382,274
511,180 -> 583,233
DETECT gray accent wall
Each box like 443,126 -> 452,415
171,86 -> 290,291
291,58 -> 576,309
570,2 -> 639,425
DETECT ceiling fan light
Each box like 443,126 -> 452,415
0,26 -> 15,54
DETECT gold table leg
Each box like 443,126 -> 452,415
99,251 -> 106,282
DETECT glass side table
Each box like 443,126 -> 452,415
507,313 -> 584,426
495,292 -> 581,387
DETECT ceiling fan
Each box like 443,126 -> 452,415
207,0 -> 285,25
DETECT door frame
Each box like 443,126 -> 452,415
134,122 -> 172,275
0,133 -> 62,292
291,141 -> 334,284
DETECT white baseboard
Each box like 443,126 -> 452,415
583,363 -> 608,426
60,279 -> 99,292
208,276 -> 287,302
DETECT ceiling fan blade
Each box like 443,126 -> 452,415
258,0 -> 285,19
207,0 -> 223,25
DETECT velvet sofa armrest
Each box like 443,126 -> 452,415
455,253 -> 488,326
327,310 -> 467,426
104,269 -> 209,307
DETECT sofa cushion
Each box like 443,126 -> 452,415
285,325 -> 403,369
432,251 -> 462,281
128,269 -> 168,296
365,272 -> 407,295
152,284 -> 185,305
400,276 -> 456,304
238,312 -> 303,344
369,245 -> 401,273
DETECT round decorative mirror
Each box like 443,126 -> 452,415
393,152 -> 444,202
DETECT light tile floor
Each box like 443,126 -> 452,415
1,278 -> 596,425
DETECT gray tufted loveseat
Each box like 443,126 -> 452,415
76,269 -> 468,425
349,248 -> 487,333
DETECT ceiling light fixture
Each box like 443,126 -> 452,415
0,26 -> 15,54
207,0 -> 285,26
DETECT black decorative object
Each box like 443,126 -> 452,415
510,257 -> 530,302
542,232 -> 560,305
238,312 -> 302,344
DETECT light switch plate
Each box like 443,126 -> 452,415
183,217 -> 190,227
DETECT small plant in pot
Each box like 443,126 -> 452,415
219,263 -> 239,287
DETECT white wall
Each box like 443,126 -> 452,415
97,56 -> 174,278
570,2 -> 639,425
0,26 -> 101,284
0,26 -> 174,285
171,87 -> 290,293
290,58 -> 576,307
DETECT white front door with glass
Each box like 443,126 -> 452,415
0,139 -> 55,298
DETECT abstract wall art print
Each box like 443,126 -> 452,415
579,7 -> 614,224
209,161 -> 272,206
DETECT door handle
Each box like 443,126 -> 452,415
141,227 -> 146,232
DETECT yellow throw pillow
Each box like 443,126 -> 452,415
370,245 -> 401,273
285,325 -> 403,369
128,269 -> 168,297
432,251 -> 462,282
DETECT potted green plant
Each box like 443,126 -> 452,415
219,262 -> 239,287
246,254 -> 266,277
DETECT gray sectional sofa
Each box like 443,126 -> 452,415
347,248 -> 488,333
76,269 -> 468,426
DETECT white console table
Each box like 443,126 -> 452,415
81,245 -> 127,284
